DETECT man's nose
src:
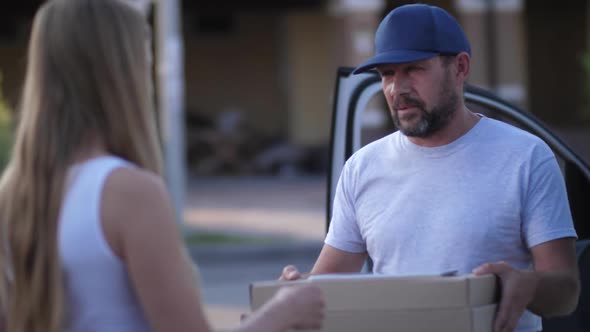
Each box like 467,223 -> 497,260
387,76 -> 411,97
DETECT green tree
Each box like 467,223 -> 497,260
0,72 -> 13,170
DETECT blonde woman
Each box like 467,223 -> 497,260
0,0 -> 324,331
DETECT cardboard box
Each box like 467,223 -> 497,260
250,273 -> 498,332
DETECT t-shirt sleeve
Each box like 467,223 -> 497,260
324,160 -> 367,253
523,149 -> 577,248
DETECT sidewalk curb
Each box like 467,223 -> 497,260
188,240 -> 323,265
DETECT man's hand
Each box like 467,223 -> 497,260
279,265 -> 309,281
280,245 -> 367,281
473,238 -> 580,332
473,262 -> 538,332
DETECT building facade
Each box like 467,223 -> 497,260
0,0 -> 588,174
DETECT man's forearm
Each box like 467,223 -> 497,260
527,268 -> 580,317
309,245 -> 367,275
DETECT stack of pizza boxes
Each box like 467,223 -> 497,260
250,273 -> 498,332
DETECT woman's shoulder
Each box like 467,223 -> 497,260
106,166 -> 164,194
103,167 -> 169,216
100,166 -> 175,258
103,166 -> 172,223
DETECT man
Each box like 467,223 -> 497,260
280,4 -> 579,332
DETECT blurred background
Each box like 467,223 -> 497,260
0,0 -> 589,329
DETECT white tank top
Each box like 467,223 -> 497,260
58,156 -> 151,331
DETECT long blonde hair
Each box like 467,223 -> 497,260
0,0 -> 163,330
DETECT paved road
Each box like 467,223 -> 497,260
184,176 -> 327,241
189,242 -> 322,329
184,176 -> 327,329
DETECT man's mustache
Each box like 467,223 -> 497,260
393,95 -> 425,111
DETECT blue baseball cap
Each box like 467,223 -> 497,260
352,4 -> 471,74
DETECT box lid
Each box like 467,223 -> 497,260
250,273 -> 497,312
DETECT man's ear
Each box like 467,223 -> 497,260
455,52 -> 471,82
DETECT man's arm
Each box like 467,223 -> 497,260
311,244 -> 368,274
474,237 -> 580,332
528,237 -> 579,315
280,244 -> 367,280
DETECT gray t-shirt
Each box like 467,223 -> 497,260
325,116 -> 577,332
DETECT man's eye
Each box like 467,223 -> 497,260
380,70 -> 394,77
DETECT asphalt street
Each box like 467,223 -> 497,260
184,176 -> 326,329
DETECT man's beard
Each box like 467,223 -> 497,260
390,72 -> 459,138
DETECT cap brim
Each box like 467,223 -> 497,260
351,50 -> 439,74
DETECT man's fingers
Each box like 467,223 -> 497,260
475,262 -> 529,332
504,312 -> 519,332
494,285 -> 521,332
280,265 -> 301,280
494,289 -> 511,332
494,314 -> 517,332
493,299 -> 510,332
281,265 -> 297,277
473,261 -> 510,276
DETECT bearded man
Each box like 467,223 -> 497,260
281,4 -> 579,332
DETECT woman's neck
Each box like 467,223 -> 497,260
71,138 -> 109,165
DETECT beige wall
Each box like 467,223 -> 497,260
283,8 -> 382,147
183,13 -> 285,136
456,2 -> 528,108
284,12 -> 337,146
0,9 -> 346,148
460,13 -> 489,89
495,13 -> 527,88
